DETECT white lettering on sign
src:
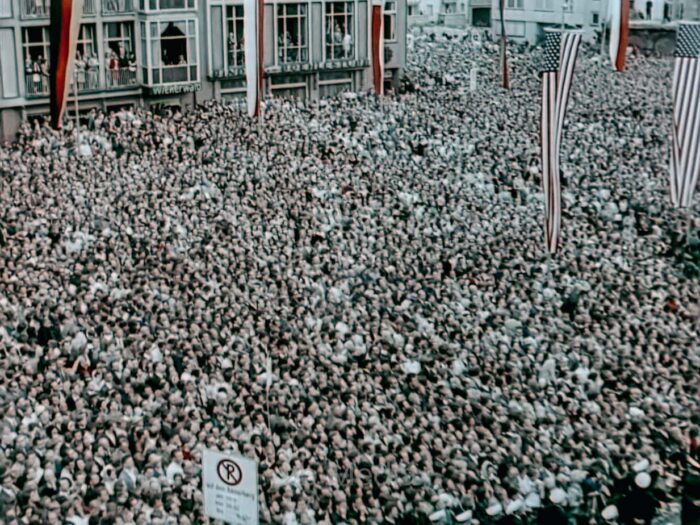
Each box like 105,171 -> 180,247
148,83 -> 202,96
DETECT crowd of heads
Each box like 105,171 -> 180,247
0,30 -> 699,525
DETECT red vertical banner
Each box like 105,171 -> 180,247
609,0 -> 631,72
49,0 -> 85,129
616,0 -> 630,71
371,0 -> 384,95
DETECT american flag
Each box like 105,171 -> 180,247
670,23 -> 700,208
539,30 -> 582,254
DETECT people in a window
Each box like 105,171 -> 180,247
27,56 -> 47,95
88,53 -> 100,88
326,16 -> 353,59
75,51 -> 87,90
161,22 -> 187,66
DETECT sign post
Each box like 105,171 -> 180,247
203,449 -> 258,525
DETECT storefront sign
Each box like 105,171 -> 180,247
212,59 -> 370,80
146,83 -> 201,96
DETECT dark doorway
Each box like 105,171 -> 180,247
472,7 -> 491,27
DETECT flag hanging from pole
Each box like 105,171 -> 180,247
371,0 -> 384,95
539,30 -> 582,254
499,0 -> 509,88
49,0 -> 85,129
244,0 -> 264,118
670,22 -> 700,208
608,0 -> 630,71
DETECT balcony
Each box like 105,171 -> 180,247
105,67 -> 138,88
161,65 -> 190,83
24,67 -> 138,98
103,0 -> 134,14
20,0 -> 97,18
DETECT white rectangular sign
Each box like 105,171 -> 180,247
202,449 -> 258,525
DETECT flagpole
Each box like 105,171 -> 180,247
561,0 -> 566,30
73,65 -> 81,150
600,20 -> 606,56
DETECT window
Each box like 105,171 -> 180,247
22,26 -> 50,96
226,5 -> 245,67
146,19 -> 199,84
142,0 -> 195,10
563,0 -> 573,12
507,0 -> 524,8
384,1 -> 396,41
103,0 -> 134,14
141,21 -> 148,85
276,3 -> 308,64
75,25 -> 99,90
535,0 -> 553,10
104,22 -> 137,87
592,11 -> 599,24
325,2 -> 354,60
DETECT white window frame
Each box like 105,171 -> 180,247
274,2 -> 310,65
507,0 -> 524,9
77,24 -> 98,59
140,0 -> 197,12
225,3 -> 246,69
323,0 -> 357,62
104,21 -> 137,87
104,21 -> 135,55
384,0 -> 397,42
21,25 -> 50,96
145,18 -> 199,85
535,0 -> 554,11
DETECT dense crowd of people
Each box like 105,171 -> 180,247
0,32 -> 699,525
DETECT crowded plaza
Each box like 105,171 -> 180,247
0,29 -> 699,525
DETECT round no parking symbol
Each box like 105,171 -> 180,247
217,459 -> 243,486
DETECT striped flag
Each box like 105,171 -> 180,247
244,0 -> 264,118
539,30 -> 582,253
371,0 -> 384,95
49,0 -> 85,129
670,22 -> 700,208
499,0 -> 509,88
608,0 -> 630,72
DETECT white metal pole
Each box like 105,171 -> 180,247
73,66 -> 81,150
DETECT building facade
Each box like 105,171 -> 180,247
492,0 -> 606,44
408,0 -> 440,24
408,0 -> 491,27
631,0 -> 700,21
0,0 -> 407,140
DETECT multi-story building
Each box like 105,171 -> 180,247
492,0 -> 605,44
0,0 -> 407,140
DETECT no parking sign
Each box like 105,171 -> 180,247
203,449 -> 258,525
